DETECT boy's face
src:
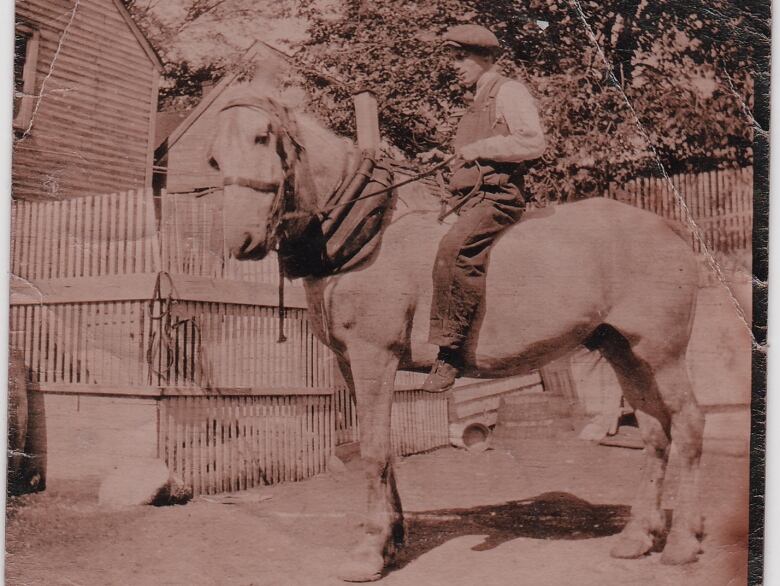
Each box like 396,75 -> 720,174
449,48 -> 493,88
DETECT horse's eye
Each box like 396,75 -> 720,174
255,134 -> 269,145
208,157 -> 219,170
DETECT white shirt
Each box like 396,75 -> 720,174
462,70 -> 547,164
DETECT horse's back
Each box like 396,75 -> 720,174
493,197 -> 696,285
472,198 -> 698,370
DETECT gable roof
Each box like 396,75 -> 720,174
112,0 -> 164,70
155,41 -> 296,155
158,67 -> 241,154
155,110 -> 192,146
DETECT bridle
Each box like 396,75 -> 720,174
216,97 -> 463,243
217,96 -> 309,343
217,98 -> 304,249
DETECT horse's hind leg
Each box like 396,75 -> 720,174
337,342 -> 402,583
656,361 -> 704,565
597,326 -> 704,564
594,328 -> 671,559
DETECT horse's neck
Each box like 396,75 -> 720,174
295,114 -> 440,215
297,116 -> 360,207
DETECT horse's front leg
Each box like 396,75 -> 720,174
338,341 -> 402,583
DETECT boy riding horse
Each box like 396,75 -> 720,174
422,24 -> 547,392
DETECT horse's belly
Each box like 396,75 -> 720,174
473,241 -> 607,372
405,241 -> 606,373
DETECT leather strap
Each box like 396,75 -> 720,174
222,176 -> 279,192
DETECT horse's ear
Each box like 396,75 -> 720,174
279,105 -> 304,153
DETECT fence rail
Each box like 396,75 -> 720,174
605,166 -> 752,253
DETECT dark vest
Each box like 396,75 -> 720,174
450,74 -> 525,193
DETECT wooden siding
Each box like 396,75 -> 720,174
14,0 -> 159,200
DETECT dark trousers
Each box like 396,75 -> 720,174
429,183 -> 526,350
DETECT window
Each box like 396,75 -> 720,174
14,23 -> 39,131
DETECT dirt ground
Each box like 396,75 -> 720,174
6,433 -> 749,586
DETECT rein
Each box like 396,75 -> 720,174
279,155 -> 457,222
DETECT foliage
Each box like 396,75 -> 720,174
125,0 -> 764,201
157,61 -> 227,111
122,0 -> 302,110
294,0 -> 761,200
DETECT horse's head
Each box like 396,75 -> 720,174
210,95 -> 306,260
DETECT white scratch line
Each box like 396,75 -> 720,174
568,0 -> 758,349
721,64 -> 766,138
18,1 -> 81,141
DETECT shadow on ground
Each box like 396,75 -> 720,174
389,491 -> 631,573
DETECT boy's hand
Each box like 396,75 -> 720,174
416,148 -> 450,164
457,144 -> 480,162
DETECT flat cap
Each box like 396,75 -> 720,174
442,24 -> 500,51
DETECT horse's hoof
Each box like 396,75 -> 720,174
338,553 -> 384,583
661,531 -> 700,565
610,533 -> 653,559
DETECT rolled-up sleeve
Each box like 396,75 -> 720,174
466,81 -> 546,163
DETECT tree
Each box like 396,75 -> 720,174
126,0 -> 763,201
294,0 -> 761,200
123,0 -> 303,110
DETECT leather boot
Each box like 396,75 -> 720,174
422,349 -> 461,393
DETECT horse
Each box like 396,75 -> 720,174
209,92 -> 704,582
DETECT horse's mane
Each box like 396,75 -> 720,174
221,87 -> 441,212
227,88 -> 350,149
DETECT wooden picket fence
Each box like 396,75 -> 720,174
605,166 -> 753,253
9,189 -> 330,391
150,303 -> 338,390
160,393 -> 335,495
159,192 -> 290,284
9,188 -> 451,494
160,388 -> 449,496
390,390 -> 450,456
10,190 -> 161,388
11,189 -> 160,281
333,384 -> 450,457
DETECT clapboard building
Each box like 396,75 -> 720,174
14,0 -> 162,200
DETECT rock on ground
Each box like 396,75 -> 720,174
98,458 -> 191,508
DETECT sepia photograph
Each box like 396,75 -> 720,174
5,1 -> 768,584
